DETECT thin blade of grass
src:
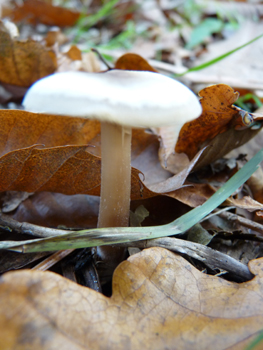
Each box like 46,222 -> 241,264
176,33 -> 263,76
72,0 -> 120,42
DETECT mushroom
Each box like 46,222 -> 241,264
23,70 -> 202,263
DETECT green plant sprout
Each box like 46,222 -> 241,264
236,93 -> 263,112
81,20 -> 148,60
98,21 -> 138,50
68,0 -> 121,43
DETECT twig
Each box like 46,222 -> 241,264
91,48 -> 112,70
121,237 -> 254,281
0,212 -> 70,238
32,249 -> 74,271
219,211 -> 263,235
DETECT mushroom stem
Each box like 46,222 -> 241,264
97,122 -> 132,261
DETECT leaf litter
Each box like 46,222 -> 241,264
1,1 -> 263,349
0,248 -> 263,350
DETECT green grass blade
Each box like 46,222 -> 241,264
72,0 -> 120,42
245,330 -> 263,350
172,147 -> 263,232
176,33 -> 263,76
2,147 -> 263,252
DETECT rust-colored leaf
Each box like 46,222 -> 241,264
156,84 -> 262,172
0,144 -> 155,199
0,110 -> 195,200
176,84 -> 240,159
66,45 -> 82,61
0,145 -> 102,195
169,182 -> 216,208
115,53 -> 158,72
11,0 -> 81,27
0,21 -> 57,87
0,248 -> 262,350
0,110 -> 100,155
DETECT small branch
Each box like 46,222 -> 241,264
0,212 -> 70,237
32,249 -> 74,271
91,48 -> 112,70
219,211 -> 263,236
122,237 -> 254,281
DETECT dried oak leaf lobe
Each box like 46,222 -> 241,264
0,248 -> 262,350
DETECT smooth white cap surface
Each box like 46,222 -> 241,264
23,70 -> 202,128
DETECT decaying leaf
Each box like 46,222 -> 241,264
0,110 -> 100,156
168,181 -> 263,212
0,109 -> 197,200
11,0 -> 80,27
156,84 -> 262,173
0,145 -> 102,195
0,248 -> 262,350
226,196 -> 263,212
188,126 -> 262,171
115,53 -> 158,72
0,250 -> 48,274
176,84 -> 240,159
7,192 -> 100,229
7,193 -> 181,229
0,21 -> 57,87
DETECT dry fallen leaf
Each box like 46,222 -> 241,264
0,110 -> 101,155
0,109 -> 199,200
0,144 -> 102,195
6,192 -> 181,229
0,247 -> 262,350
157,84 -> 262,173
5,192 -> 100,229
0,21 -> 57,88
0,250 -> 48,274
176,84 -> 240,159
115,53 -> 158,72
11,0 -> 81,27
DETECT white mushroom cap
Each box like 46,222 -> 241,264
23,70 -> 202,128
